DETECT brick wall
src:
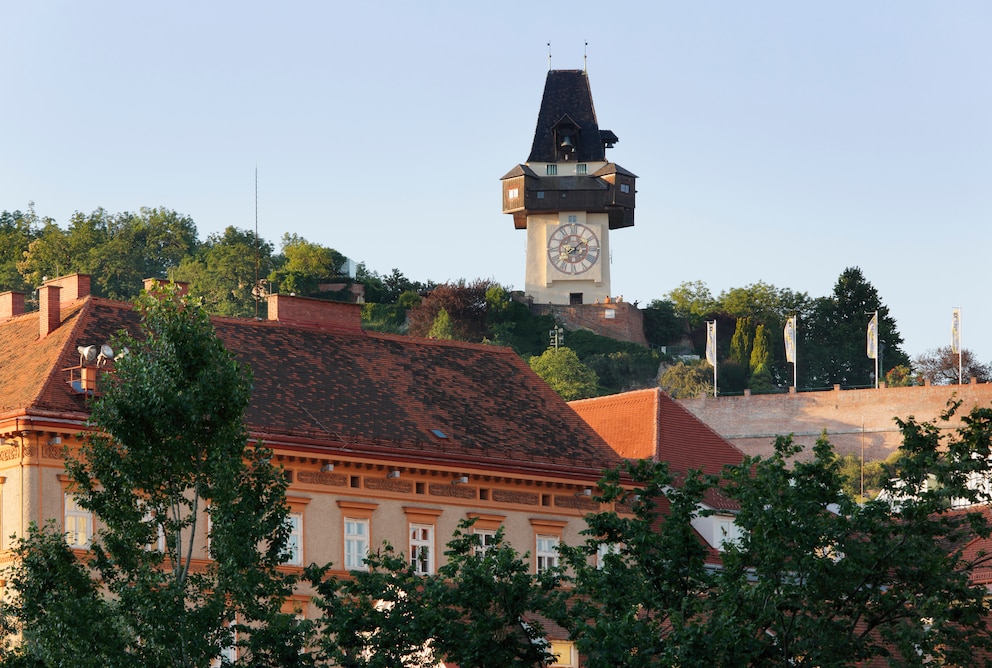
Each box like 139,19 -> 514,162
529,300 -> 648,346
679,382 -> 992,461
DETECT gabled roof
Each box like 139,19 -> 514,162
570,388 -> 744,477
528,70 -> 614,163
0,295 -> 621,480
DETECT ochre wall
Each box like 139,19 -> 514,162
678,382 -> 992,462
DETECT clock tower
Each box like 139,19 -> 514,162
501,69 -> 636,305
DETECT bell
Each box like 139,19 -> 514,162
560,136 -> 573,148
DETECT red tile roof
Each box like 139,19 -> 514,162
0,296 -> 620,481
569,388 -> 744,477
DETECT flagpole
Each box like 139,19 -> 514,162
958,309 -> 963,385
793,318 -> 798,390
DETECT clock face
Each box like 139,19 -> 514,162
547,223 -> 601,275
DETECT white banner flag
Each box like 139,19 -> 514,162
705,321 -> 717,367
784,316 -> 797,364
952,308 -> 961,354
867,312 -> 878,360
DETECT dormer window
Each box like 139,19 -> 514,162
546,164 -> 558,176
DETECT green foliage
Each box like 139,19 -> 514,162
885,364 -> 915,387
552,405 -> 992,666
658,360 -> 713,399
0,207 -> 45,292
308,520 -> 556,668
554,461 -> 714,668
528,346 -> 600,401
802,267 -> 909,388
269,233 -> 346,297
427,307 -> 454,340
172,226 -> 274,318
585,350 -> 662,393
642,299 -> 683,348
729,317 -> 751,368
665,280 -> 717,330
361,302 -> 408,334
2,285 -> 305,666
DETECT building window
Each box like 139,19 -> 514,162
546,164 -> 558,176
716,517 -> 743,551
142,507 -> 166,553
535,535 -> 559,573
507,187 -> 519,199
567,214 -> 577,223
284,512 -> 303,566
576,163 -> 587,175
474,529 -> 497,556
549,641 -> 576,667
596,543 -> 619,569
410,524 -> 434,575
64,493 -> 92,548
344,518 -> 370,571
537,191 -> 545,199
620,183 -> 630,194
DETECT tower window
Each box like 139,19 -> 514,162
546,164 -> 558,176
567,215 -> 577,223
507,187 -> 519,199
537,192 -> 545,199
570,293 -> 583,306
620,183 -> 630,194
577,164 -> 587,175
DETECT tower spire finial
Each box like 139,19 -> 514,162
584,41 -> 588,73
547,41 -> 552,71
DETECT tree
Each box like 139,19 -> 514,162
914,346 -> 992,385
529,346 -> 600,401
172,226 -> 274,318
747,324 -> 775,392
427,308 -> 454,340
407,279 -> 495,342
0,207 -> 43,292
269,233 -> 345,297
802,267 -> 909,388
658,360 -> 713,399
665,281 -> 717,330
1,285 -> 306,666
554,461 -> 714,668
552,404 -> 992,666
308,521 -> 556,668
642,299 -> 684,349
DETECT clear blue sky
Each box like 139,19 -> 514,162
2,2 -> 990,365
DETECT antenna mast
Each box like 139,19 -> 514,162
254,167 -> 259,318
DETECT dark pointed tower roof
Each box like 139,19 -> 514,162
528,70 -> 617,163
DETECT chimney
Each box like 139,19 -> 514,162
143,278 -> 190,298
39,284 -> 62,338
45,274 -> 91,302
0,291 -> 26,319
267,294 -> 362,332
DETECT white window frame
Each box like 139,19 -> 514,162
142,508 -> 166,553
507,187 -> 519,199
474,528 -> 497,557
284,512 -> 303,566
409,523 -> 434,575
716,516 -> 743,551
64,493 -> 92,548
535,534 -> 559,573
596,542 -> 619,569
345,517 -> 370,571
546,164 -> 558,176
576,163 -> 587,175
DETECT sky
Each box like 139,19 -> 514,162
2,2 -> 990,364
